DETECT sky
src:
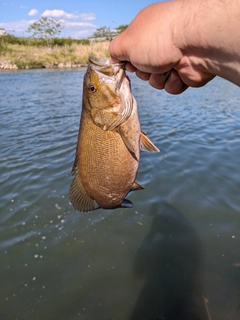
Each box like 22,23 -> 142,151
0,0 -> 161,38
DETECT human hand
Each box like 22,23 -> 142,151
109,1 -> 215,94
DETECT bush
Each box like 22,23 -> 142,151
52,38 -> 65,46
0,35 -> 29,46
28,38 -> 48,46
14,60 -> 44,69
0,35 -> 91,47
76,39 -> 90,45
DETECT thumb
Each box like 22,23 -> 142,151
109,32 -> 129,62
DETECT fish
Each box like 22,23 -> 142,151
69,55 -> 159,213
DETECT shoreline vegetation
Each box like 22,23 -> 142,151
0,36 -> 111,70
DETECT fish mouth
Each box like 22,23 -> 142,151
88,55 -> 125,89
88,55 -> 111,67
88,55 -> 124,70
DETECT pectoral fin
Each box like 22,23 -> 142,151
140,130 -> 160,152
119,126 -> 136,155
69,174 -> 95,213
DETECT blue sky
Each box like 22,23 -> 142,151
0,0 -> 162,38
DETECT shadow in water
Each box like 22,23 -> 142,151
131,202 -> 209,320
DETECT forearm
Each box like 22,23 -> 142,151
175,0 -> 240,85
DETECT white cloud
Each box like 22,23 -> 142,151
63,21 -> 96,38
78,13 -> 96,21
0,19 -> 97,38
0,9 -> 97,38
0,20 -> 35,35
42,9 -> 96,22
41,9 -> 97,38
28,9 -> 38,16
42,9 -> 78,20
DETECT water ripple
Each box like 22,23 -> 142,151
1,70 -> 240,320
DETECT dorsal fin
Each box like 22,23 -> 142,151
140,130 -> 160,152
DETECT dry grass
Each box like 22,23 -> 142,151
1,41 -> 111,69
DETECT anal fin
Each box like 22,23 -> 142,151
140,130 -> 160,152
69,175 -> 95,213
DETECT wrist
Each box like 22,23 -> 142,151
174,0 -> 240,85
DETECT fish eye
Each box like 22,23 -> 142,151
88,84 -> 97,94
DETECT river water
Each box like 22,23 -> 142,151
0,68 -> 240,320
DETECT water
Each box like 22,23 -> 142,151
0,68 -> 240,320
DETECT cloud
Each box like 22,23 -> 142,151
28,9 -> 38,16
78,13 -> 96,21
41,9 -> 97,38
0,9 -> 97,38
0,19 -> 97,38
42,9 -> 78,20
0,20 -> 34,35
42,9 -> 96,21
63,21 -> 96,38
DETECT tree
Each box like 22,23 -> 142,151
91,25 -> 129,41
115,25 -> 128,34
27,17 -> 62,48
93,26 -> 111,38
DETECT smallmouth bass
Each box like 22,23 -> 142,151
70,55 -> 159,212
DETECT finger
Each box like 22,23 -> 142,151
125,62 -> 137,72
136,69 -> 151,81
175,57 -> 215,88
164,69 -> 188,94
110,57 -> 121,64
148,72 -> 171,89
109,34 -> 129,62
180,70 -> 214,88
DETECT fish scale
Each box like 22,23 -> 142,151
78,112 -> 137,208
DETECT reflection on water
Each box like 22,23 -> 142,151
0,69 -> 240,320
131,202 -> 207,320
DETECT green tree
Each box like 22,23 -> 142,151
27,17 -> 62,48
93,26 -> 111,38
115,25 -> 128,34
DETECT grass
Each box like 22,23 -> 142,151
0,41 -> 111,69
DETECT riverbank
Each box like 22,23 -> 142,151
0,40 -> 110,70
0,59 -> 87,70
